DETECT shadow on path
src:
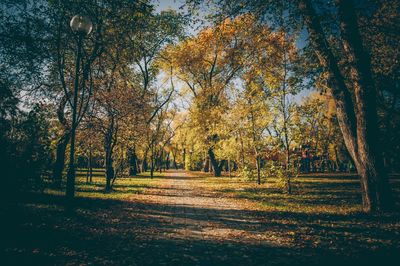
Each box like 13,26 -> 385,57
1,170 -> 399,265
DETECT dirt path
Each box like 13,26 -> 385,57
121,170 -> 303,265
133,170 -> 279,243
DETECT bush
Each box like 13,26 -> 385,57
264,162 -> 299,193
238,165 -> 256,181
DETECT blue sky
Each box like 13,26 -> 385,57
154,0 -> 184,12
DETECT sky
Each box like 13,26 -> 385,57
154,0 -> 184,13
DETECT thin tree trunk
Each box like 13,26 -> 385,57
52,93 -> 71,188
88,148 -> 93,183
173,150 -> 178,170
150,143 -> 155,178
256,155 -> 261,185
142,147 -> 149,172
203,155 -> 210,172
52,131 -> 70,187
136,159 -> 141,174
166,152 -> 170,170
228,158 -> 232,178
86,155 -> 90,184
159,150 -> 163,174
105,147 -> 114,192
182,148 -> 186,170
104,117 -> 115,192
129,148 -> 138,176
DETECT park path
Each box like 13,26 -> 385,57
133,170 -> 268,243
119,170 -> 300,265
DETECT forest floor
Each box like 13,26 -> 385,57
1,170 -> 400,265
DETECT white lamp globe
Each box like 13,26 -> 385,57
70,15 -> 93,35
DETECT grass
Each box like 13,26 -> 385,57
212,176 -> 362,213
1,170 -> 399,265
45,170 -> 157,200
196,173 -> 399,214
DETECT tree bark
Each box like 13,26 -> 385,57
166,152 -> 170,170
203,155 -> 210,172
337,0 -> 393,211
105,146 -> 114,192
52,131 -> 70,187
256,155 -> 261,185
89,145 -> 93,183
104,117 -> 115,192
228,158 -> 232,178
299,0 -> 393,212
208,148 -> 222,177
52,94 -> 70,188
172,149 -> 178,169
129,148 -> 138,176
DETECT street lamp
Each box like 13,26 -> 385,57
66,15 -> 93,200
70,15 -> 93,35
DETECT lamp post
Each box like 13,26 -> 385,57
66,15 -> 93,200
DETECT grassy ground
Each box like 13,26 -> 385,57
0,170 -> 399,265
45,170 -> 156,200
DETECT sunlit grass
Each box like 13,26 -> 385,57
44,170 -> 159,201
44,169 -> 398,216
188,172 -> 399,215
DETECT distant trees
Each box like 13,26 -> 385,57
162,15 -> 276,176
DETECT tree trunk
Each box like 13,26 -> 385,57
166,152 -> 170,170
136,159 -> 141,174
142,147 -> 149,172
105,147 -> 114,192
129,148 -> 138,176
203,155 -> 210,172
173,150 -> 178,170
286,168 -> 292,194
182,148 -> 186,169
142,158 -> 148,172
228,158 -> 232,178
208,148 -> 221,177
85,150 -> 92,184
337,0 -> 393,212
150,144 -> 155,178
52,92 -> 71,188
256,155 -> 261,185
104,117 -> 115,192
159,150 -> 163,173
150,157 -> 155,178
52,131 -> 70,188
88,148 -> 93,183
299,0 -> 393,212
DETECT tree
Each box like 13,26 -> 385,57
162,15 -> 265,176
298,0 -> 393,212
229,79 -> 271,184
